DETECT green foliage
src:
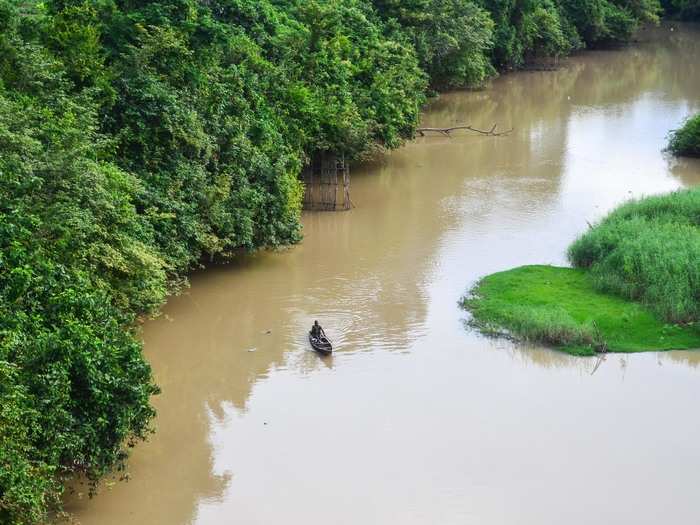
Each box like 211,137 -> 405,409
477,0 -> 579,68
463,265 -> 700,355
559,0 -> 660,45
47,2 -> 108,89
473,0 -> 660,69
0,0 -> 426,522
0,362 -> 58,525
373,0 -> 496,88
0,26 -> 161,519
662,0 -> 700,19
272,0 -> 427,153
374,0 -> 660,78
668,114 -> 700,157
568,188 -> 700,323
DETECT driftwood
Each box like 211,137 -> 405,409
416,124 -> 512,137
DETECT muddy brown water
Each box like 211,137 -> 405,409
66,24 -> 700,525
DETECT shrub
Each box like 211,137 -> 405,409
668,114 -> 700,157
372,0 -> 496,88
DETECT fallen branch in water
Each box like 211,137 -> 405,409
416,124 -> 512,137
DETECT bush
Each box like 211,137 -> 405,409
0,54 -> 161,522
474,0 -> 577,68
668,114 -> 700,157
568,188 -> 700,323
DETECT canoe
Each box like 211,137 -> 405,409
309,332 -> 333,354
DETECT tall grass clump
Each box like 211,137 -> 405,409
568,187 -> 700,323
463,267 -> 604,351
668,114 -> 700,157
503,306 -> 600,346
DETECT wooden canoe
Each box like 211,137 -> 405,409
309,332 -> 332,354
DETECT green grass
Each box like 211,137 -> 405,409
463,265 -> 700,356
568,187 -> 700,324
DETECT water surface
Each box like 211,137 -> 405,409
67,24 -> 700,525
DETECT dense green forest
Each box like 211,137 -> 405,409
0,0 -> 673,522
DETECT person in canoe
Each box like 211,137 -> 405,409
310,320 -> 325,339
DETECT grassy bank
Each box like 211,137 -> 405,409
464,265 -> 700,356
465,187 -> 700,355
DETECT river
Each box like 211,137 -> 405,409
67,24 -> 700,525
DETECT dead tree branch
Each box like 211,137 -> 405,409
416,124 -> 512,137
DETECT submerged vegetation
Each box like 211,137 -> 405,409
465,188 -> 700,354
0,0 -> 666,522
668,114 -> 700,157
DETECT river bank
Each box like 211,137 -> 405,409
464,183 -> 700,354
464,265 -> 700,355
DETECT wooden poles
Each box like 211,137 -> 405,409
302,153 -> 352,211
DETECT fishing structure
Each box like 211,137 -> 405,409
302,152 -> 352,211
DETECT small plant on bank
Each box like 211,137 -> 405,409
667,114 -> 700,157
